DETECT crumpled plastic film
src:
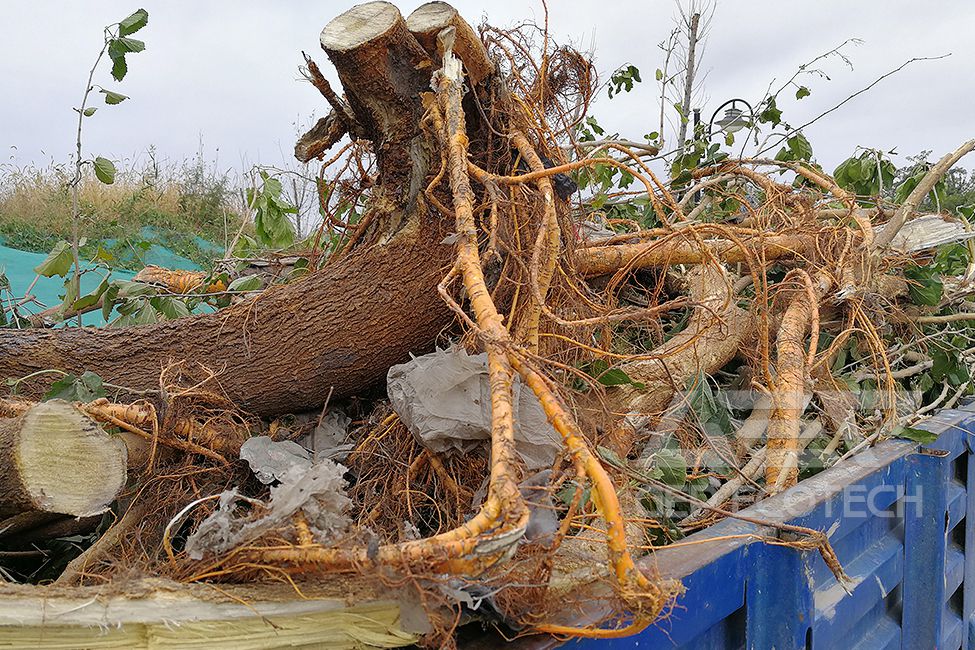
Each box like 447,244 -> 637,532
387,347 -> 562,470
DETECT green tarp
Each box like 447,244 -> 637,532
0,233 -> 208,326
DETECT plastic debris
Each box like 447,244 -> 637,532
299,410 -> 354,462
387,347 -> 562,470
185,456 -> 351,560
239,436 -> 311,484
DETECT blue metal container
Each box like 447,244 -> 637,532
527,404 -> 975,649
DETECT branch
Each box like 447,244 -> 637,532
757,55 -> 950,158
873,139 -> 975,250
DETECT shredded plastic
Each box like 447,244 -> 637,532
185,454 -> 351,560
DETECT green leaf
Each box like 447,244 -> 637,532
255,208 -> 296,248
108,40 -> 128,81
758,97 -> 782,126
655,68 -> 664,81
72,277 -> 109,311
113,279 -> 156,298
833,158 -> 851,187
83,107 -> 97,117
895,169 -> 924,204
915,372 -> 935,395
34,240 -> 74,277
42,371 -> 107,403
150,296 -> 190,320
100,89 -> 129,105
724,132 -> 735,147
118,8 -> 149,36
252,174 -> 297,248
859,156 -> 875,183
608,64 -> 641,98
904,264 -> 943,306
795,85 -> 811,100
94,157 -> 116,184
93,245 -> 115,264
114,298 -> 159,326
788,133 -> 813,161
947,364 -> 970,387
895,426 -> 939,445
111,56 -> 128,82
287,258 -> 311,282
106,37 -> 143,82
652,448 -> 687,487
581,359 -> 646,389
596,445 -> 626,469
930,345 -> 952,383
60,276 -> 79,314
227,274 -> 263,292
556,482 -> 591,507
114,37 -> 145,54
584,116 -> 604,136
102,283 -> 120,321
685,372 -> 733,435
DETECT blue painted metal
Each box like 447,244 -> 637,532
552,406 -> 975,650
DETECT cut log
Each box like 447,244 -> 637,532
407,2 -> 494,85
0,3 -> 469,418
0,401 -> 127,519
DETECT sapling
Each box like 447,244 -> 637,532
59,9 -> 149,325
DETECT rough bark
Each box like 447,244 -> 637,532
574,233 -> 807,278
617,266 -> 751,415
0,401 -> 127,519
764,292 -> 812,491
0,2 -> 456,418
675,12 -> 700,151
295,111 -> 347,163
321,1 -> 432,211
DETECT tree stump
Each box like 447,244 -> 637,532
0,2 -> 492,418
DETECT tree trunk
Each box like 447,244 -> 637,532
0,2 -> 464,418
0,400 -> 127,520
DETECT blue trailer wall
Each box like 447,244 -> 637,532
510,404 -> 975,649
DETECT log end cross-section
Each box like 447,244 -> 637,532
0,400 -> 127,519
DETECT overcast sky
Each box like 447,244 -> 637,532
2,1 -> 972,179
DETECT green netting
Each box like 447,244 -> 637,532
99,226 -> 218,270
0,234 -> 208,326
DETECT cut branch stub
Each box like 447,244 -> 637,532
321,1 -> 432,207
0,400 -> 127,519
295,112 -> 347,164
407,1 -> 494,86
